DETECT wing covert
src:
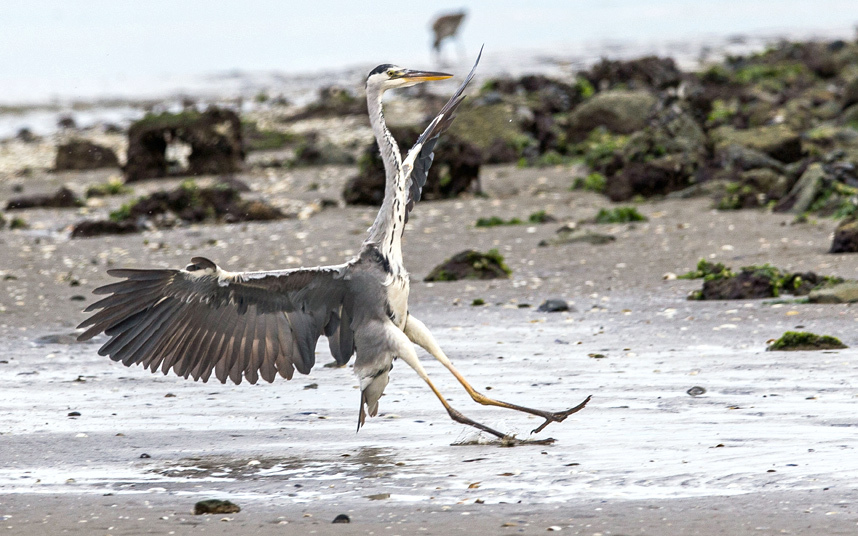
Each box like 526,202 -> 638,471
77,256 -> 356,384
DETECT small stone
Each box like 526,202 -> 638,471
332,514 -> 350,524
139,453 -> 151,459
67,411 -> 81,417
687,386 -> 706,396
194,499 -> 241,515
537,299 -> 570,313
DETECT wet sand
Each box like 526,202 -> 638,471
1,164 -> 857,534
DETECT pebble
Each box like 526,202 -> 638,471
332,514 -> 350,523
537,299 -> 570,312
687,386 -> 706,396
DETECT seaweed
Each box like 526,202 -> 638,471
593,206 -> 647,224
767,331 -> 847,351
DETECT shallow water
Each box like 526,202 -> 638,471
1,302 -> 856,507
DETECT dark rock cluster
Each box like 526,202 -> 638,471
343,125 -> 482,205
6,187 -> 83,210
71,180 -> 285,238
453,40 -> 858,213
125,107 -> 244,182
55,140 -> 119,171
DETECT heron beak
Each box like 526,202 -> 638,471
397,69 -> 453,83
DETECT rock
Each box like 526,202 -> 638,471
717,168 -> 791,209
687,386 -> 706,396
843,76 -> 858,109
829,218 -> 858,253
717,144 -> 786,173
767,331 -> 847,351
537,299 -> 570,312
125,107 -> 244,182
841,103 -> 858,125
72,182 -> 285,237
71,220 -> 139,238
710,124 -> 803,163
55,140 -> 120,171
741,168 -> 791,199
583,56 -> 683,90
6,187 -> 83,210
775,162 -> 827,213
450,103 -> 528,156
808,281 -> 858,303
15,128 -> 38,143
622,107 -> 707,163
698,270 -> 777,300
226,200 -> 284,222
344,126 -> 481,205
57,116 -> 76,129
34,333 -> 81,345
606,154 -> 695,201
215,176 -> 251,192
332,514 -> 351,524
566,90 -> 657,141
193,499 -> 241,515
424,249 -> 511,282
290,132 -> 354,166
286,85 -> 367,121
538,229 -> 616,246
124,182 -> 283,225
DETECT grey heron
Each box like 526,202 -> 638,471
77,50 -> 590,440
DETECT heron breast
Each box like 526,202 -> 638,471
385,275 -> 410,328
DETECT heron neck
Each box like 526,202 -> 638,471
365,88 -> 407,266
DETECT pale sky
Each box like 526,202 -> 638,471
1,0 -> 855,102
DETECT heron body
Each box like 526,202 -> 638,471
78,49 -> 590,440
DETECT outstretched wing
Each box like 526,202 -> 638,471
77,256 -> 356,385
402,46 -> 482,221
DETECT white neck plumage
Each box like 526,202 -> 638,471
364,87 -> 408,269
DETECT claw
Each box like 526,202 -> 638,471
531,395 -> 592,435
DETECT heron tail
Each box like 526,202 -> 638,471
356,368 -> 390,431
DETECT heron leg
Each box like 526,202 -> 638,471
392,330 -> 510,440
403,315 -> 591,434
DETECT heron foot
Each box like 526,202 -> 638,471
445,406 -> 508,440
530,395 -> 592,435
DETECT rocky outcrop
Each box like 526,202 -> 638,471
125,107 -> 244,182
54,140 -> 119,171
343,126 -> 481,206
565,90 -> 658,141
6,187 -> 83,210
830,218 -> 858,253
710,124 -> 803,163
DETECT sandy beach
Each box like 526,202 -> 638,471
1,161 -> 857,534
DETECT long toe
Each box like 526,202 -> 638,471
531,395 -> 592,434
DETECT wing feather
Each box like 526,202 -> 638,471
402,47 -> 482,222
77,256 -> 353,384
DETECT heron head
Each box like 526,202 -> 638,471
366,64 -> 452,92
